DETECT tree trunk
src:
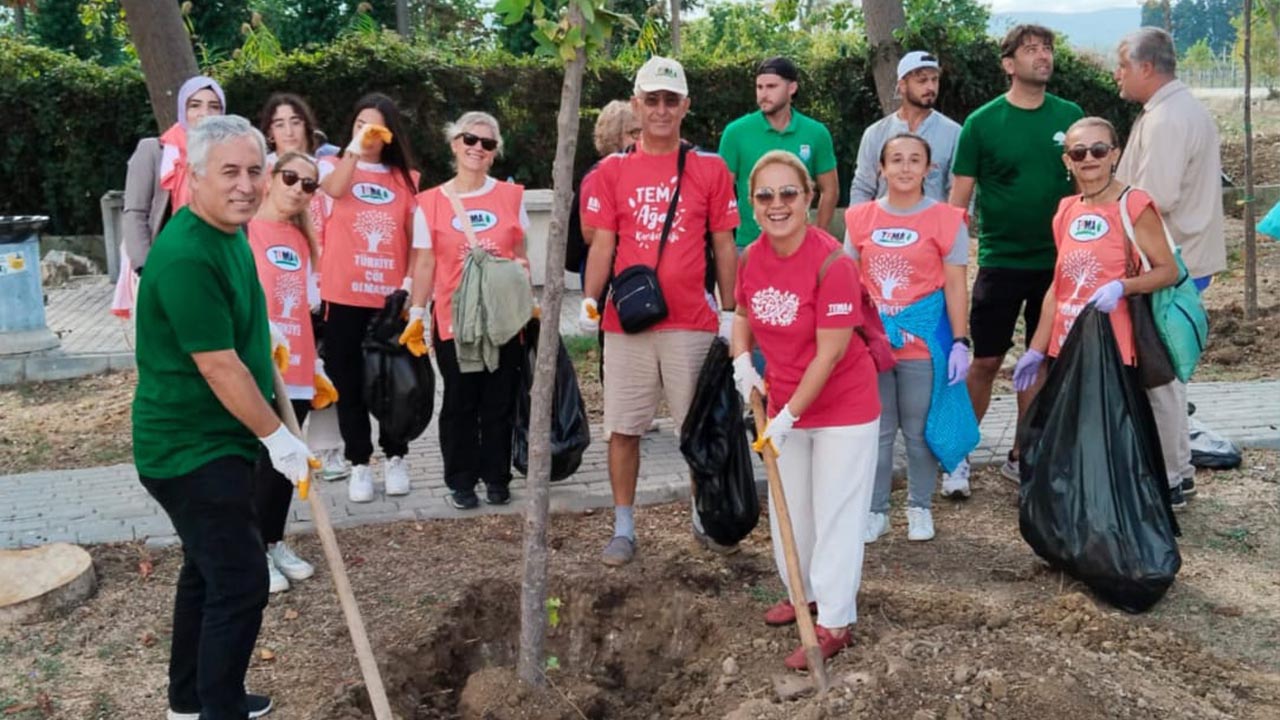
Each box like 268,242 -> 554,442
396,0 -> 410,37
121,0 -> 199,130
1243,0 -> 1259,320
14,4 -> 24,35
863,0 -> 905,115
1163,0 -> 1172,33
669,0 -> 681,54
517,3 -> 585,689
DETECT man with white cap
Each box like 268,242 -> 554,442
579,56 -> 740,566
850,51 -> 960,203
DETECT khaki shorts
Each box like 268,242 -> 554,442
602,329 -> 716,437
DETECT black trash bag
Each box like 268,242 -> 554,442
680,337 -> 759,546
1189,417 -> 1243,469
1019,307 -> 1181,614
512,318 -> 591,482
361,289 -> 435,447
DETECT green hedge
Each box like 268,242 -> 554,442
0,35 -> 1135,235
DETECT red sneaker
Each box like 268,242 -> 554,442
783,625 -> 850,670
763,600 -> 818,626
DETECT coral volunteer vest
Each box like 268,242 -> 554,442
320,165 -> 418,308
1049,190 -> 1156,365
248,218 -> 316,397
845,201 -> 966,360
417,180 -> 526,341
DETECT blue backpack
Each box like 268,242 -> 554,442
1118,189 -> 1209,383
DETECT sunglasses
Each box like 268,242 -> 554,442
753,185 -> 804,203
458,132 -> 498,152
1066,142 -> 1114,162
278,169 -> 318,194
642,93 -> 683,108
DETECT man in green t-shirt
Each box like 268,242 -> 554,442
718,57 -> 839,249
132,115 -> 314,720
947,24 -> 1084,490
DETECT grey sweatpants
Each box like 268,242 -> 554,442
1147,378 -> 1194,488
872,359 -> 938,512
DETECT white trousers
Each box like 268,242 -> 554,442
770,418 -> 880,628
1146,379 -> 1193,487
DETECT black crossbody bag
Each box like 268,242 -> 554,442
610,143 -> 689,333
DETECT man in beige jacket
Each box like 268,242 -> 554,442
1114,26 -> 1224,509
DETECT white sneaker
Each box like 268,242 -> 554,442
320,448 -> 350,481
348,464 -> 374,503
268,542 -> 314,581
863,512 -> 890,544
384,456 -> 410,496
941,460 -> 972,498
1000,455 -> 1021,484
906,507 -> 935,541
266,554 -> 289,594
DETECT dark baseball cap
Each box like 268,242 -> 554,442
756,56 -> 799,81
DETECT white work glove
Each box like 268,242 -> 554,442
259,424 -> 318,486
578,297 -> 600,333
400,275 -> 413,293
732,352 -> 764,407
753,404 -> 799,455
718,310 -> 735,341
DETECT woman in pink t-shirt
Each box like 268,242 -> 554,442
400,111 -> 532,511
1014,117 -> 1179,486
844,133 -> 972,543
731,150 -> 880,670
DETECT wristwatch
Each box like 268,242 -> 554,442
953,336 -> 972,349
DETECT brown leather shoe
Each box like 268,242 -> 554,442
784,625 -> 850,670
763,600 -> 817,626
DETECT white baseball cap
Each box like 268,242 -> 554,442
634,56 -> 688,97
897,51 -> 940,81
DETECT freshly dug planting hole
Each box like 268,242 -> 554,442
361,576 -> 718,719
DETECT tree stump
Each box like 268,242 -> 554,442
0,543 -> 96,625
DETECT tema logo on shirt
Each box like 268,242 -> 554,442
352,182 -> 395,205
451,210 -> 499,233
586,196 -> 601,213
1068,214 -> 1109,241
265,245 -> 302,271
798,144 -> 812,162
827,302 -> 853,317
870,228 -> 920,248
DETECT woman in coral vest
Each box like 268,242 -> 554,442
1013,117 -> 1179,494
732,150 -> 881,670
247,152 -> 338,594
318,93 -> 420,503
399,111 -> 532,511
845,133 -> 973,543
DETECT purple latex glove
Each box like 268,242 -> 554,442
1012,349 -> 1046,392
1087,280 -> 1125,313
947,342 -> 970,386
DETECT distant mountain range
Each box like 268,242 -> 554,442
990,8 -> 1143,56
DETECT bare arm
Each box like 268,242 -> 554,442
582,228 -> 617,302
948,175 -> 976,210
730,311 -> 754,359
1027,281 -> 1059,354
319,153 -> 358,198
815,169 -> 839,232
1122,207 -> 1179,295
409,249 -> 436,308
943,264 -> 968,339
785,327 -> 854,417
191,350 -> 282,438
711,230 -> 738,310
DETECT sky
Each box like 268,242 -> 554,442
987,0 -> 1138,12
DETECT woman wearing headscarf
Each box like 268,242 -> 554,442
114,76 -> 225,318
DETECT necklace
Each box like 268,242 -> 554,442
1081,178 -> 1114,203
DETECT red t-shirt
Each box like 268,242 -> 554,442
735,227 -> 880,428
247,218 -> 316,399
581,145 -> 739,333
1049,190 -> 1157,365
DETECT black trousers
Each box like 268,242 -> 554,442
322,302 -> 409,465
433,330 -> 522,493
140,456 -> 268,720
252,399 -> 310,545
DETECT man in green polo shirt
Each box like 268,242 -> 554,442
719,56 -> 839,248
133,114 -> 314,720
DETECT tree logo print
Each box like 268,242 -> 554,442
751,287 -> 800,327
456,236 -> 501,264
273,272 -> 305,319
354,210 -> 395,253
1060,249 -> 1103,300
869,253 -> 913,300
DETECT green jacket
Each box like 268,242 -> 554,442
452,245 -> 533,372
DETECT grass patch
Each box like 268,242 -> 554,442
563,334 -> 599,364
747,584 -> 786,605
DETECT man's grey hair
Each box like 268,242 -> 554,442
1121,27 -> 1177,77
188,115 -> 268,176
